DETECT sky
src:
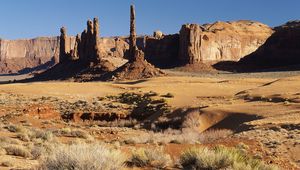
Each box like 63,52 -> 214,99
0,0 -> 299,39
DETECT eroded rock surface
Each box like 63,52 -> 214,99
0,37 -> 60,74
178,20 -> 273,64
239,20 -> 300,68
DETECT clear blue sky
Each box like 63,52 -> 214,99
0,0 -> 299,39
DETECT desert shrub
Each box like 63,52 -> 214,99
5,125 -> 27,133
182,111 -> 201,129
179,147 -> 231,169
53,129 -> 93,140
4,144 -> 31,158
0,136 -> 21,145
198,129 -> 233,144
127,147 -> 172,169
179,146 -> 279,170
17,133 -> 30,142
31,145 -> 46,159
0,147 -> 6,155
30,129 -> 54,141
69,130 -> 91,139
123,129 -> 232,145
16,128 -> 55,142
39,143 -> 126,170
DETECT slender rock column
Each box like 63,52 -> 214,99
59,27 -> 67,63
93,17 -> 101,61
79,29 -> 87,62
129,4 -> 137,61
72,34 -> 81,60
86,20 -> 94,62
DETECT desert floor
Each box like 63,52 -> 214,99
0,71 -> 299,169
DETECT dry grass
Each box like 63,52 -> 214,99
53,129 -> 94,140
127,147 -> 172,169
4,144 -> 31,158
5,125 -> 27,133
182,110 -> 201,129
0,136 -> 21,145
0,147 -> 6,155
179,145 -> 279,170
39,143 -> 126,170
123,129 -> 232,144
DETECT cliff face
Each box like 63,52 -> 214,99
0,37 -> 60,74
239,21 -> 300,68
0,36 -> 130,74
179,20 -> 274,64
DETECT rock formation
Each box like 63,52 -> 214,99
59,27 -> 78,63
0,37 -> 60,74
59,27 -> 68,63
75,18 -> 101,64
153,30 -> 164,39
178,20 -> 273,65
145,34 -> 179,67
0,11 -> 286,76
71,34 -> 80,60
93,18 -> 101,62
103,4 -> 164,81
179,24 -> 202,64
129,5 -> 137,62
238,20 -> 300,69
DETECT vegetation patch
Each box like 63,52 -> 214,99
39,143 -> 126,170
127,147 -> 172,169
179,145 -> 279,170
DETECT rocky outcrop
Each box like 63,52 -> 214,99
104,5 -> 164,81
0,37 -> 60,74
179,20 -> 274,64
239,21 -> 300,68
76,18 -> 101,64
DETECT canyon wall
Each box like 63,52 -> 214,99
0,36 -> 131,74
239,20 -> 300,68
0,37 -> 60,74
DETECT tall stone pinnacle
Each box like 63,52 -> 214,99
59,27 -> 67,63
93,17 -> 100,38
93,17 -> 101,61
129,4 -> 137,61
